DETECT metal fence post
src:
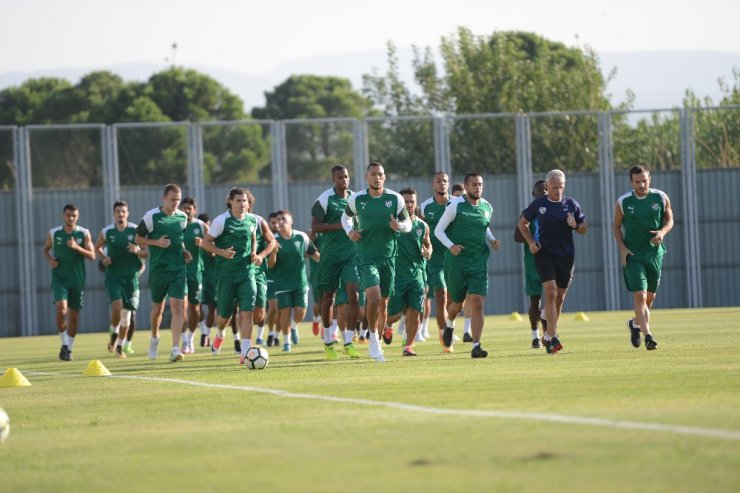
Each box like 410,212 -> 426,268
102,126 -> 120,209
270,121 -> 289,209
514,114 -> 532,309
15,127 -> 38,336
598,112 -> 620,310
187,124 -> 206,202
680,109 -> 702,308
352,119 -> 368,190
433,116 -> 452,176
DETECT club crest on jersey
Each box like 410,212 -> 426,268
385,200 -> 392,208
127,235 -> 134,241
652,203 -> 660,211
484,211 -> 490,219
76,237 -> 83,244
538,207 -> 546,215
294,241 -> 301,250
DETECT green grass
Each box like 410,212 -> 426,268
1,307 -> 739,493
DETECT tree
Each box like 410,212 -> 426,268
252,75 -> 374,181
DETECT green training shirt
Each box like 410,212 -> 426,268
617,188 -> 668,259
312,187 -> 355,260
184,218 -> 207,278
344,188 -> 409,259
272,230 -> 316,292
395,217 -> 428,281
101,222 -> 141,280
434,196 -> 494,268
136,207 -> 188,273
208,210 -> 258,278
49,225 -> 90,286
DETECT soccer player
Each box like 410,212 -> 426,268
270,210 -> 320,352
386,187 -> 433,356
180,197 -> 208,354
265,212 -> 281,347
43,204 -> 96,361
201,188 -> 269,364
419,172 -> 451,350
518,169 -> 587,354
613,164 -> 673,350
342,162 -> 411,362
95,201 -> 148,359
311,165 -> 361,356
435,173 -> 500,358
450,182 -> 472,343
135,184 -> 192,362
247,192 -> 278,348
197,212 -> 217,348
514,180 -> 548,348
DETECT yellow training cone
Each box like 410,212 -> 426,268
0,368 -> 32,387
82,360 -> 111,377
510,311 -> 524,321
574,312 -> 590,322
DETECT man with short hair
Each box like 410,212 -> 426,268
135,184 -> 192,362
247,192 -> 278,348
613,164 -> 673,350
197,212 -> 217,348
180,197 -> 208,354
435,173 -> 500,358
342,162 -> 411,362
43,204 -> 96,361
95,201 -> 148,359
518,169 -> 587,354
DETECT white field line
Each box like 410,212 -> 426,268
26,370 -> 740,442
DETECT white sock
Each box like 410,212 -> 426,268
269,330 -> 277,337
241,339 -> 251,356
217,329 -> 226,339
60,330 -> 67,346
313,314 -> 321,324
632,319 -> 642,329
397,315 -> 406,335
531,330 -> 539,339
323,326 -> 333,344
257,324 -> 265,339
291,320 -> 297,331
116,337 -> 125,346
369,331 -> 379,343
543,333 -> 551,341
198,321 -> 208,335
233,332 -> 239,341
421,317 -> 430,337
67,335 -> 75,350
463,318 -> 472,335
171,345 -> 180,354
109,324 -> 119,334
446,318 -> 455,329
343,330 -> 354,345
123,341 -> 132,349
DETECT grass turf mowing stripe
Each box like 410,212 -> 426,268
26,370 -> 740,442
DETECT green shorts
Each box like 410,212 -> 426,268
334,281 -> 365,306
277,289 -> 308,309
623,255 -> 663,293
254,270 -> 267,308
216,274 -> 256,317
425,253 -> 446,292
524,255 -> 542,297
148,269 -> 187,303
357,256 -> 395,298
202,275 -> 217,305
187,274 -> 203,304
444,262 -> 488,303
388,275 -> 425,317
266,279 -> 276,301
105,275 -> 140,310
318,254 -> 359,294
51,282 -> 84,310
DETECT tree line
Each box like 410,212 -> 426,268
0,29 -> 737,190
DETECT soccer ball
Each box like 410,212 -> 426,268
0,407 -> 9,443
245,346 -> 269,370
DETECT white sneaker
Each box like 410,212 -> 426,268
415,332 -> 427,342
169,349 -> 184,362
368,341 -> 385,362
453,334 -> 462,342
148,338 -> 159,359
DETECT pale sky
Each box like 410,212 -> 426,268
1,0 -> 738,75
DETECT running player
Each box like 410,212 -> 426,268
180,197 -> 208,354
43,203 -> 96,361
247,191 -> 278,348
197,212 -> 217,347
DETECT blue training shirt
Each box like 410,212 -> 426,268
522,195 -> 585,258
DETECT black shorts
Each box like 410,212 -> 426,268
534,251 -> 574,289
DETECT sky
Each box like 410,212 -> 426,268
1,0 -> 739,75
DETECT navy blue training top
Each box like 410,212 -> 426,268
522,195 -> 586,258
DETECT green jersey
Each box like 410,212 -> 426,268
49,225 -> 90,286
419,195 -> 449,267
184,218 -> 207,278
618,188 -> 668,258
396,217 -> 428,281
311,187 -> 355,260
101,222 -> 141,280
254,214 -> 269,277
209,210 -> 258,278
344,188 -> 409,259
273,230 -> 316,292
136,207 -> 188,273
434,196 -> 493,268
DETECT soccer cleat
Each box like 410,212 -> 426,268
645,334 -> 658,350
383,326 -> 393,345
211,336 -> 224,355
282,343 -> 291,352
255,338 -> 264,345
239,353 -> 247,365
546,335 -> 563,354
291,327 -> 300,345
442,326 -> 454,348
59,345 -> 72,361
325,344 -> 338,360
169,349 -> 184,362
234,339 -> 241,354
443,346 -> 454,354
108,332 -> 117,353
453,334 -> 461,342
471,345 -> 488,358
342,343 -> 360,359
402,346 -> 417,356
115,346 -> 127,359
274,336 -> 280,346
358,335 -> 367,344
414,332 -> 427,342
312,321 -> 320,336
628,319 -> 641,348
181,340 -> 189,354
266,335 -> 274,347
200,334 -> 210,347
368,341 -> 385,362
149,338 -> 159,359
531,338 -> 541,349
463,333 -> 473,343
123,343 -> 135,355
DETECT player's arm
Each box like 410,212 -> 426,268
310,200 -> 342,234
306,236 -> 320,263
43,232 -> 59,268
613,202 -> 632,267
73,230 -> 96,261
392,201 -> 412,233
567,202 -> 588,235
434,200 -> 462,255
135,220 -> 169,249
650,195 -> 674,244
517,215 -> 539,254
342,196 -> 361,241
94,230 -> 112,266
421,223 -> 433,260
486,226 -> 501,250
256,220 -> 278,260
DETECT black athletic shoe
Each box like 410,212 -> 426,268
463,333 -> 474,343
59,345 -> 67,361
628,319 -> 641,348
645,334 -> 658,350
200,334 -> 208,347
266,335 -> 274,347
234,340 -> 241,354
471,345 -> 488,358
546,336 -> 563,354
442,326 -> 454,348
531,338 -> 541,349
382,327 -> 393,345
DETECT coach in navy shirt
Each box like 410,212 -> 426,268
518,169 -> 587,354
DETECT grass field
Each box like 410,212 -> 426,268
1,307 -> 739,493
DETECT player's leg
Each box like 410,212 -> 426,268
290,290 -> 308,345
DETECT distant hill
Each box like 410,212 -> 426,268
1,50 -> 737,115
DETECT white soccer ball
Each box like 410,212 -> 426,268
245,346 -> 269,370
0,407 -> 9,443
